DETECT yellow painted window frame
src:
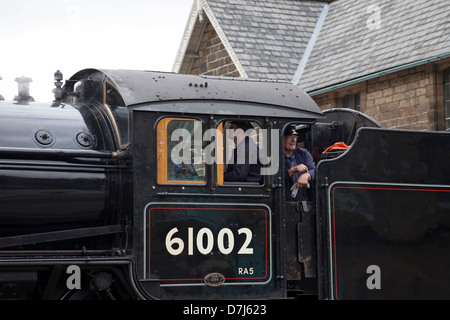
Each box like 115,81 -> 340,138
156,117 -> 205,185
216,122 -> 224,185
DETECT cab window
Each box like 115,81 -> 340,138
217,120 -> 263,186
156,117 -> 206,184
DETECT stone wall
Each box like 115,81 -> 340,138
365,65 -> 435,130
190,21 -> 240,77
311,63 -> 444,131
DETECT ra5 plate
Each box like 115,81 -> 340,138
143,202 -> 271,286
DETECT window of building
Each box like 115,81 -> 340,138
444,67 -> 450,130
341,92 -> 361,111
156,117 -> 206,184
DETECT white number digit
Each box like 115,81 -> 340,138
238,228 -> 254,254
196,228 -> 214,255
217,228 -> 234,255
188,227 -> 194,255
165,227 -> 184,256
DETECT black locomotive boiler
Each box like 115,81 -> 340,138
0,68 -> 449,300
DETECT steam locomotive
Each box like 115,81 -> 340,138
0,68 -> 449,300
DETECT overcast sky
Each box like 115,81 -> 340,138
0,0 -> 193,102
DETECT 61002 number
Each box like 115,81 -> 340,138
165,227 -> 253,256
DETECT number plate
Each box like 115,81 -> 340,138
143,202 -> 271,286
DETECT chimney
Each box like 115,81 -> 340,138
14,76 -> 34,103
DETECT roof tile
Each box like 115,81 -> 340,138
299,0 -> 450,92
206,0 -> 326,81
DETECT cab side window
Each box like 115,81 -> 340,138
217,120 -> 263,186
156,117 -> 206,184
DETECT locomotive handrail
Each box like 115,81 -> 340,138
156,192 -> 270,198
0,146 -> 128,159
0,225 -> 123,249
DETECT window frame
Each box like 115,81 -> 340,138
216,119 -> 264,187
156,116 -> 206,185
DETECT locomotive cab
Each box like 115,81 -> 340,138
115,69 -> 325,299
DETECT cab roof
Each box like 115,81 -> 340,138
67,68 -> 324,120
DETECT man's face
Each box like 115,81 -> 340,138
284,134 -> 297,152
228,123 -> 240,141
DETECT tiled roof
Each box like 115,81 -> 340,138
207,0 -> 325,81
176,0 -> 450,92
298,0 -> 450,92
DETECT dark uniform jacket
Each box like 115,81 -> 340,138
285,147 -> 315,201
224,136 -> 262,183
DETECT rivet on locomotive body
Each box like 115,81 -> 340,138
76,132 -> 94,148
35,130 -> 54,146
